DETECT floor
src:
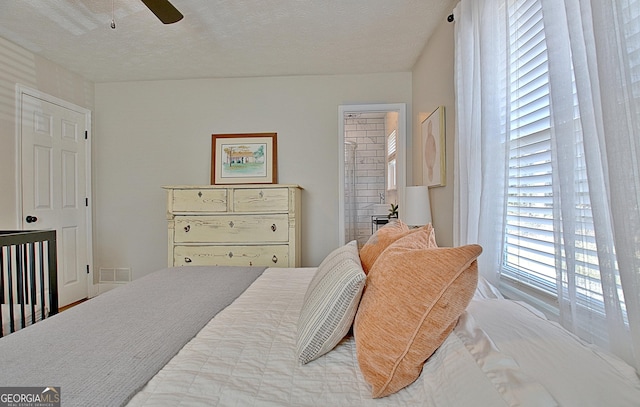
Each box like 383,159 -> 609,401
59,298 -> 88,312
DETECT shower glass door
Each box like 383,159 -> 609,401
344,140 -> 358,243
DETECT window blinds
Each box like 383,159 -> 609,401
503,0 -> 557,293
502,0 -> 618,321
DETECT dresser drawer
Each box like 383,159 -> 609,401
172,188 -> 227,212
233,188 -> 289,212
165,184 -> 301,268
173,245 -> 289,267
174,214 -> 289,243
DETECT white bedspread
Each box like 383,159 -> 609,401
128,268 -> 640,407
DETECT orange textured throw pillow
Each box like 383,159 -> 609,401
354,237 -> 481,398
359,221 -> 437,274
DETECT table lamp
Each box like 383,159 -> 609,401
404,186 -> 432,227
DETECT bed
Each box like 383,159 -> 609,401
1,225 -> 639,406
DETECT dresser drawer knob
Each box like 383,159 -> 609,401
184,257 -> 192,263
229,221 -> 234,228
184,225 -> 190,232
271,223 -> 277,232
272,255 -> 278,263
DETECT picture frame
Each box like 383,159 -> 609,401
421,106 -> 446,187
211,133 -> 278,184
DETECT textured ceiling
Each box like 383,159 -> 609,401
0,0 -> 454,83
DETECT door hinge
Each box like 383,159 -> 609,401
85,130 -> 88,140
86,265 -> 90,274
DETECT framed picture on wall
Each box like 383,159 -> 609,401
211,133 -> 278,184
421,106 -> 446,187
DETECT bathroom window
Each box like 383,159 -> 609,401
387,130 -> 397,190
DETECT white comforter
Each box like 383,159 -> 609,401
128,268 -> 640,406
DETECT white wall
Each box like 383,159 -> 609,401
412,17 -> 456,247
94,74 -> 412,279
0,36 -> 94,229
0,25 -> 453,281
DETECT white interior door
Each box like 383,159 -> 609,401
20,91 -> 91,307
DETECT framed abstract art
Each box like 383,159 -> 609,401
421,107 -> 445,187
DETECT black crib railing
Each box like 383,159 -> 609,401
0,230 -> 58,337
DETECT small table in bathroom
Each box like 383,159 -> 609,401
371,215 -> 397,233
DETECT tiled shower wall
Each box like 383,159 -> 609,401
344,114 -> 387,247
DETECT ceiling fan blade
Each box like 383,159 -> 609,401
141,0 -> 183,24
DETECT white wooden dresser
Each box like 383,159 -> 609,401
163,184 -> 302,267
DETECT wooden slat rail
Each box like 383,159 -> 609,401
0,230 -> 58,337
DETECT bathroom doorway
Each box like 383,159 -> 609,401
338,104 -> 407,246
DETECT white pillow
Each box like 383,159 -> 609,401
473,276 -> 505,300
296,241 -> 366,364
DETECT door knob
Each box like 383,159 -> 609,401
25,215 -> 38,223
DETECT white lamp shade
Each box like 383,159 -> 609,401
404,186 -> 432,226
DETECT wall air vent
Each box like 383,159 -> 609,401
99,268 -> 131,283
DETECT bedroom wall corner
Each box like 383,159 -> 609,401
411,14 -> 456,247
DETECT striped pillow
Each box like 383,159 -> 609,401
296,241 -> 366,364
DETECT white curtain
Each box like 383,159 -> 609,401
454,0 -> 640,371
453,0 -> 509,289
